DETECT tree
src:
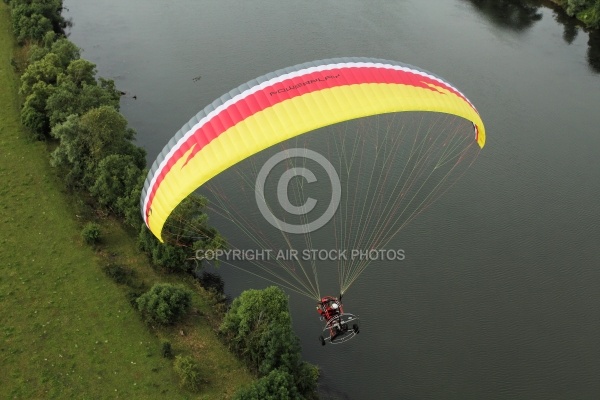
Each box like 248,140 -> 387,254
220,287 -> 319,398
19,42 -> 87,137
49,114 -> 88,187
21,81 -> 55,138
161,194 -> 208,246
78,105 -> 132,162
15,13 -> 52,43
220,286 -> 300,375
28,37 -> 81,67
44,78 -> 78,128
136,283 -> 192,325
138,226 -> 192,273
46,75 -> 121,129
10,0 -> 68,42
27,44 -> 50,64
20,52 -> 62,97
50,106 -> 144,188
41,30 -> 57,49
233,369 -> 301,400
51,38 -> 81,68
90,154 -> 143,211
65,58 -> 96,86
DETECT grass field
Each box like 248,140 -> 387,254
0,3 -> 252,398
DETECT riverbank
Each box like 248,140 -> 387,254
0,3 -> 252,398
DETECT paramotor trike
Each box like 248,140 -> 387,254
317,296 -> 360,345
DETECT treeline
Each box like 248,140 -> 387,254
552,0 -> 600,28
5,0 -> 318,398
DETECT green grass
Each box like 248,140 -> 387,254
0,3 -> 252,398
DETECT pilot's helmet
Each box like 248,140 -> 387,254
331,303 -> 339,309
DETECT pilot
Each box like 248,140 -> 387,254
317,296 -> 341,321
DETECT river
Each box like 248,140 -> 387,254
63,0 -> 600,398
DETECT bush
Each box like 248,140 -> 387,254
160,340 -> 174,359
174,355 -> 203,392
81,222 -> 100,244
136,283 -> 192,325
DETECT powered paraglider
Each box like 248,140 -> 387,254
140,57 -> 486,344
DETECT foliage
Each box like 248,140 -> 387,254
65,58 -> 96,86
20,39 -> 81,98
13,11 -> 51,43
47,75 -> 120,128
173,355 -> 203,392
21,80 -> 54,138
138,225 -> 192,273
18,41 -> 120,138
562,0 -> 586,16
294,362 -> 320,398
90,154 -> 144,212
117,170 -> 146,228
220,287 -> 297,373
20,52 -> 62,97
18,48 -> 88,138
138,194 -> 226,273
233,369 -> 301,400
49,33 -> 81,68
9,0 -> 68,43
29,36 -> 80,67
220,287 -> 318,398
136,283 -> 192,325
11,0 -> 144,230
26,43 -> 48,63
50,106 -> 145,189
81,222 -> 101,244
71,105 -> 136,164
576,1 -> 600,28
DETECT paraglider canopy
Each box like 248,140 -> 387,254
140,57 -> 486,303
140,57 -> 485,243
